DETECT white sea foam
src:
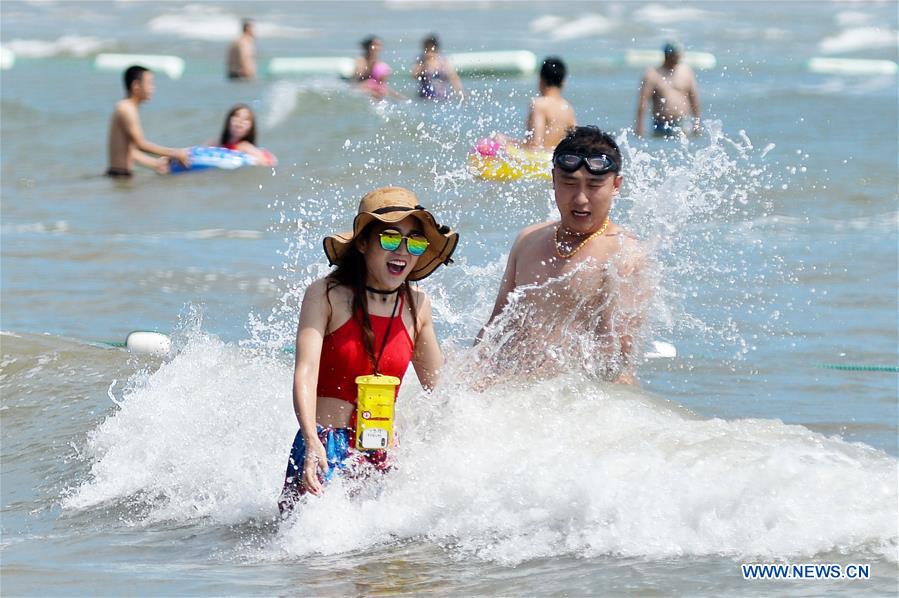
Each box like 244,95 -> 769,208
529,15 -> 565,33
1,220 -> 69,234
63,331 -> 898,562
530,14 -> 615,41
148,4 -> 314,42
835,10 -> 873,27
819,27 -> 899,53
632,3 -> 711,24
4,35 -> 109,58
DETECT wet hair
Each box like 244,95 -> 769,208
219,103 -> 256,146
540,56 -> 567,88
553,126 -> 622,170
123,65 -> 150,94
326,222 -> 419,368
361,36 -> 381,57
423,35 -> 439,51
242,19 -> 253,33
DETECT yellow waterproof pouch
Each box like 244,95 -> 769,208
355,374 -> 400,451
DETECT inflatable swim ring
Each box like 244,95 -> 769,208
468,138 -> 552,181
169,146 -> 276,174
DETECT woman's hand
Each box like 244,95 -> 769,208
302,437 -> 329,496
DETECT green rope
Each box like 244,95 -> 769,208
817,364 -> 899,373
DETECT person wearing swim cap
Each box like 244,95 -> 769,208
635,41 -> 702,138
478,126 -> 652,385
277,187 -> 458,512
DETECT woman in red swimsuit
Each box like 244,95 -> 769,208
215,104 -> 277,166
278,186 -> 458,512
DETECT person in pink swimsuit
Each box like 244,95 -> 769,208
353,36 -> 404,100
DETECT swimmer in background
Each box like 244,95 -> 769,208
478,126 -> 652,385
411,34 -> 464,101
496,56 -> 576,151
212,104 -> 277,166
635,41 -> 701,138
227,19 -> 257,81
354,36 -> 404,100
106,65 -> 189,178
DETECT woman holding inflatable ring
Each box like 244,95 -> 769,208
278,186 -> 458,512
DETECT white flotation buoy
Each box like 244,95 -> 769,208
94,53 -> 185,80
125,331 -> 172,356
645,340 -> 677,360
807,57 -> 897,76
0,46 -> 14,70
449,51 -> 538,76
268,56 -> 356,78
624,49 -> 717,70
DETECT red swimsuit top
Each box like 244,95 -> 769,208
317,294 -> 414,403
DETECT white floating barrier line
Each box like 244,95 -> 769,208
807,57 -> 897,76
268,56 -> 355,78
94,53 -> 185,80
125,331 -> 172,356
623,49 -> 717,70
449,50 -> 538,76
0,46 -> 14,70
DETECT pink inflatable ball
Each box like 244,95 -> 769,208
371,61 -> 392,81
474,137 -> 502,157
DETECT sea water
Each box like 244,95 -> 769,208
2,1 -> 897,595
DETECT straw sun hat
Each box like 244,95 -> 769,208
323,186 -> 459,281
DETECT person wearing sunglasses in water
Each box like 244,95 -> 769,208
478,126 -> 653,385
278,187 -> 458,513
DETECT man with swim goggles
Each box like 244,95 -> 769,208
552,152 -> 619,176
478,126 -> 651,385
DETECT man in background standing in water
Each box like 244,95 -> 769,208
478,126 -> 652,385
227,19 -> 257,80
635,41 -> 701,137
106,66 -> 188,178
496,56 -> 576,151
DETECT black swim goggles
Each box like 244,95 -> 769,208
553,153 -> 619,176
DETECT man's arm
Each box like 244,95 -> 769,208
120,104 -> 188,165
687,69 -> 701,133
635,71 -> 653,137
475,229 -> 528,344
609,245 -> 654,385
130,147 -> 168,173
522,99 -> 545,150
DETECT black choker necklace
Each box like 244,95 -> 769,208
365,285 -> 399,295
366,285 -> 400,303
365,286 -> 400,295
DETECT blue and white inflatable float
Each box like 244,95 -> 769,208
169,146 -> 271,174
